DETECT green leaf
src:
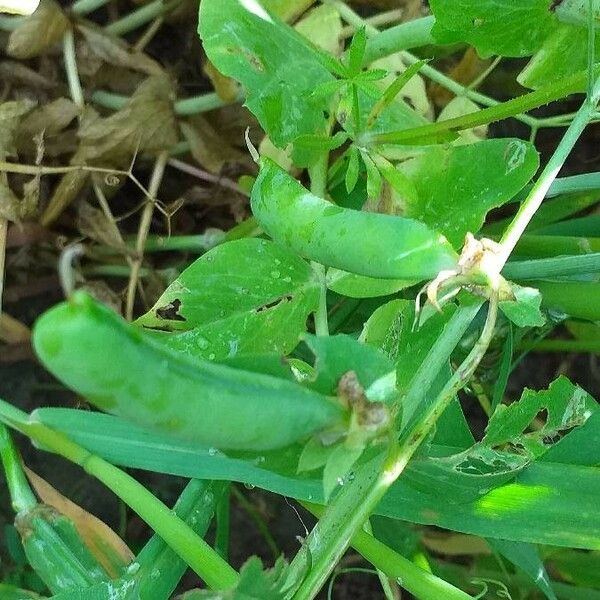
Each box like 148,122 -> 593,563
484,377 -> 597,458
326,268 -> 413,299
361,151 -> 382,200
322,443 -> 364,499
36,408 -> 600,549
398,139 -> 540,248
430,0 -> 557,58
347,27 -> 367,76
360,299 -> 411,362
135,239 -> 319,361
33,409 -> 600,549
489,539 -> 557,600
178,557 -> 287,600
0,585 -> 44,600
554,0 -> 600,27
499,283 -> 546,328
198,0 -> 335,160
49,579 -> 139,600
345,146 -> 360,193
303,334 -> 394,397
518,23 -> 600,89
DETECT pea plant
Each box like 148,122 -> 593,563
1,0 -> 600,598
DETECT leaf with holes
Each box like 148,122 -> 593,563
135,239 -> 320,361
484,376 -> 597,459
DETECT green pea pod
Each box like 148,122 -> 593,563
32,292 -> 346,451
251,158 -> 459,281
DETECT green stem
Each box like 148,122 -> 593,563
70,0 -> 111,16
62,28 -> 84,109
511,234 -> 600,258
105,0 -> 183,36
0,399 -> 239,590
399,296 -> 498,454
497,79 -> 600,266
522,339 -> 600,354
304,503 -> 473,600
0,424 -> 38,513
546,171 -> 600,197
309,126 -> 333,338
367,71 -> 587,145
91,90 -> 237,115
0,15 -> 21,31
401,302 -> 482,427
290,446 -> 401,600
502,253 -> 600,279
362,16 -> 436,64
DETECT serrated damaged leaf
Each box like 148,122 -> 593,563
135,239 -> 320,361
199,0 -> 335,163
484,376 -> 597,458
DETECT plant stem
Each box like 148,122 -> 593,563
105,0 -> 183,36
0,399 -> 239,590
62,28 -> 84,109
70,0 -> 111,16
401,302 -> 482,427
340,8 -> 404,40
503,253 -> 600,279
0,424 -> 38,513
399,296 -> 498,456
309,128 -> 333,338
304,503 -> 473,600
91,90 -> 237,115
363,16 -> 436,64
367,72 -> 587,145
289,300 -> 484,600
511,234 -> 600,257
497,80 -> 600,266
290,447 -> 400,600
126,151 -> 168,320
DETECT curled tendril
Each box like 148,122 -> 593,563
104,173 -> 121,186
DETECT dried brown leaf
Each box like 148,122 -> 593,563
0,312 -> 31,344
78,75 -> 178,163
77,201 -> 126,250
77,23 -> 163,76
25,467 -> 134,577
203,60 -> 240,103
181,117 -> 245,173
0,100 -> 36,156
16,97 -> 79,155
7,0 -> 69,59
0,60 -> 56,89
0,177 -> 39,222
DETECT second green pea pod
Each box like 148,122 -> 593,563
251,158 -> 459,282
32,292 -> 347,452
